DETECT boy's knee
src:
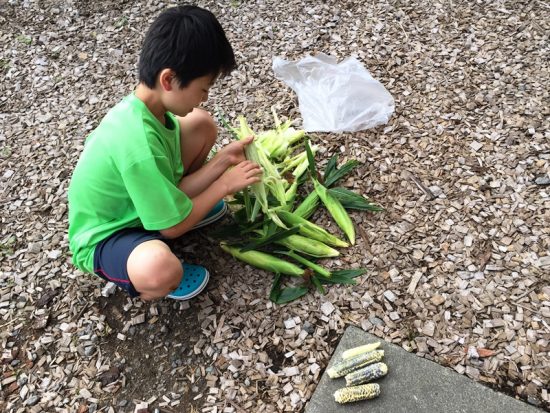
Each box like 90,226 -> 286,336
189,108 -> 217,145
128,243 -> 182,294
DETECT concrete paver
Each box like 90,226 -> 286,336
305,326 -> 543,413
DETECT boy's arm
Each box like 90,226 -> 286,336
178,155 -> 231,198
161,180 -> 227,238
161,160 -> 261,239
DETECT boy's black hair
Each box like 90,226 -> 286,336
138,5 -> 236,88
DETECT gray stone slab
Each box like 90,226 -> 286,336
305,326 -> 543,413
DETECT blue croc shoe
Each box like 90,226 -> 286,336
192,199 -> 228,230
166,263 -> 210,301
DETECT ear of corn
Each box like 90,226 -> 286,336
342,342 -> 381,360
220,243 -> 304,276
313,178 -> 355,245
275,234 -> 339,258
327,350 -> 384,379
292,191 -> 320,219
345,362 -> 388,386
217,114 -> 380,304
277,210 -> 349,248
237,116 -> 268,221
254,146 -> 287,206
334,383 -> 380,404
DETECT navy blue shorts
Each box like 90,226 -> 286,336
93,228 -> 166,298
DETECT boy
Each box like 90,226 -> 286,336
68,5 -> 261,301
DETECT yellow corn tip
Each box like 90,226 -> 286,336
327,350 -> 384,379
342,342 -> 381,360
345,362 -> 388,387
334,383 -> 380,404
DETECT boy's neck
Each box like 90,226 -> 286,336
135,83 -> 167,125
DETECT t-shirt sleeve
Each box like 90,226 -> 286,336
121,156 -> 192,230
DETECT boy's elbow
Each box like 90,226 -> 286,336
159,227 -> 181,239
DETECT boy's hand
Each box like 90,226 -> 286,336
218,160 -> 262,195
218,136 -> 254,165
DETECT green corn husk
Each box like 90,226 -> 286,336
237,116 -> 268,221
284,180 -> 299,206
220,243 -> 304,276
254,145 -> 287,206
313,179 -> 355,245
256,107 -> 306,159
275,234 -> 339,258
293,191 -> 320,219
277,210 -> 349,248
279,151 -> 306,174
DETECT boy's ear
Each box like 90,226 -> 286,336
158,69 -> 176,91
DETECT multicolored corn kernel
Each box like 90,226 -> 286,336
345,362 -> 388,386
327,350 -> 384,379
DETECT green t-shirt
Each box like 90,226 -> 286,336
68,93 -> 193,273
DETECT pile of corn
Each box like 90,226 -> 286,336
328,341 -> 388,404
217,110 -> 381,303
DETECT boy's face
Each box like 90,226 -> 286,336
163,73 -> 216,117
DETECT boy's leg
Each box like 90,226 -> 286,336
177,108 -> 217,175
127,239 -> 183,301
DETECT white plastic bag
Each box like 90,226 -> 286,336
272,53 -> 395,133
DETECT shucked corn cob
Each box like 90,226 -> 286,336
220,243 -> 304,276
334,383 -> 380,404
326,350 -> 384,378
342,341 -> 381,360
345,362 -> 388,386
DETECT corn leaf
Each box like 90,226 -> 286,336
243,187 -> 252,221
328,187 -> 384,211
332,269 -> 367,278
324,158 -> 360,188
216,108 -> 240,141
319,268 -> 366,285
208,222 -> 243,239
269,273 -> 283,302
305,139 -> 317,177
274,286 -> 309,304
311,275 -> 326,295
